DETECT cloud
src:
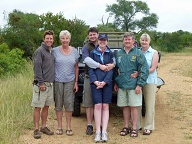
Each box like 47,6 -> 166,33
0,0 -> 192,32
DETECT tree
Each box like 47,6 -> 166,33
1,10 -> 88,58
39,12 -> 88,47
106,0 -> 158,32
2,9 -> 42,57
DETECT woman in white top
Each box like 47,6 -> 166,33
137,33 -> 159,135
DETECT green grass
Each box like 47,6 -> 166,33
0,63 -> 33,144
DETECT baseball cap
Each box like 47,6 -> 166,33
98,34 -> 108,41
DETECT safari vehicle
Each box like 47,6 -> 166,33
73,32 -> 165,117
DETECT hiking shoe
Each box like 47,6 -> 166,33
94,132 -> 101,143
40,127 -> 54,135
86,125 -> 93,135
34,129 -> 41,139
101,132 -> 108,142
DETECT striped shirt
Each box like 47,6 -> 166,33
52,46 -> 80,82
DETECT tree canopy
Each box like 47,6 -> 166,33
106,0 -> 158,32
1,10 -> 88,57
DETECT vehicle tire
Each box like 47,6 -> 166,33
72,97 -> 81,117
142,95 -> 146,117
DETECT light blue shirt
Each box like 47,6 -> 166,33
142,46 -> 157,84
52,46 -> 80,82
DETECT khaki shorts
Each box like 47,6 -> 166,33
82,74 -> 93,107
54,81 -> 75,112
31,82 -> 54,108
117,88 -> 142,107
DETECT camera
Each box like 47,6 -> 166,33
33,80 -> 38,85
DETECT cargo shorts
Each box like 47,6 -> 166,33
82,74 -> 93,107
117,88 -> 142,107
31,82 -> 54,108
54,81 -> 75,112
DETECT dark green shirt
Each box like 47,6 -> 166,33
114,47 -> 149,90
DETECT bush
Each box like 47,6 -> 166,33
0,43 -> 27,77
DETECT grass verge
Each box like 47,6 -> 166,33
0,63 -> 33,143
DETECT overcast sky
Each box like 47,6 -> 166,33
0,0 -> 192,32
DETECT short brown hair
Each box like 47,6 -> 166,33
43,30 -> 54,39
123,32 -> 135,40
87,27 -> 98,34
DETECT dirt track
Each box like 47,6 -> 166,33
20,53 -> 192,144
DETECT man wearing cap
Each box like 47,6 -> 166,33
88,33 -> 114,142
81,27 -> 115,136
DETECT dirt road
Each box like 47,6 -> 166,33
20,53 -> 192,144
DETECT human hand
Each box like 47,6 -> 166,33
114,83 -> 118,91
131,71 -> 138,78
39,84 -> 46,91
73,82 -> 78,93
105,63 -> 115,71
135,85 -> 141,94
99,64 -> 108,71
99,81 -> 106,88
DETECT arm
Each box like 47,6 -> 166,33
33,50 -> 46,91
103,51 -> 114,84
82,46 -> 108,71
73,61 -> 79,93
82,46 -> 100,69
88,52 -> 98,84
137,53 -> 149,87
105,51 -> 116,71
149,50 -> 159,73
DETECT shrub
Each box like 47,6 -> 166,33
0,43 -> 27,77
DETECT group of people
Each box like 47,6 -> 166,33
31,27 -> 159,143
32,30 -> 79,139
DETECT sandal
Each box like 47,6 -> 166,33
130,128 -> 138,137
55,129 -> 63,135
143,129 -> 152,135
66,130 -> 73,136
120,127 -> 131,136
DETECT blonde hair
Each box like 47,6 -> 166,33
59,30 -> 71,40
140,33 -> 150,42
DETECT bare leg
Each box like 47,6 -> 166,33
101,104 -> 109,132
41,106 -> 49,128
56,110 -> 63,129
123,106 -> 131,128
86,106 -> 94,125
65,111 -> 72,130
94,104 -> 102,133
131,106 -> 138,130
33,107 -> 41,129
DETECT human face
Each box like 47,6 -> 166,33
88,32 -> 98,42
98,39 -> 108,49
44,35 -> 54,47
123,36 -> 134,49
60,35 -> 70,47
140,38 -> 150,49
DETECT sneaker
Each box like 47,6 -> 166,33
86,125 -> 93,135
34,129 -> 41,139
94,132 -> 101,143
101,132 -> 108,142
40,127 -> 54,135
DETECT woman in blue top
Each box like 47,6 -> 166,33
52,30 -> 79,136
137,33 -> 159,135
88,34 -> 114,143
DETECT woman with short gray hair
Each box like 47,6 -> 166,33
52,30 -> 80,136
